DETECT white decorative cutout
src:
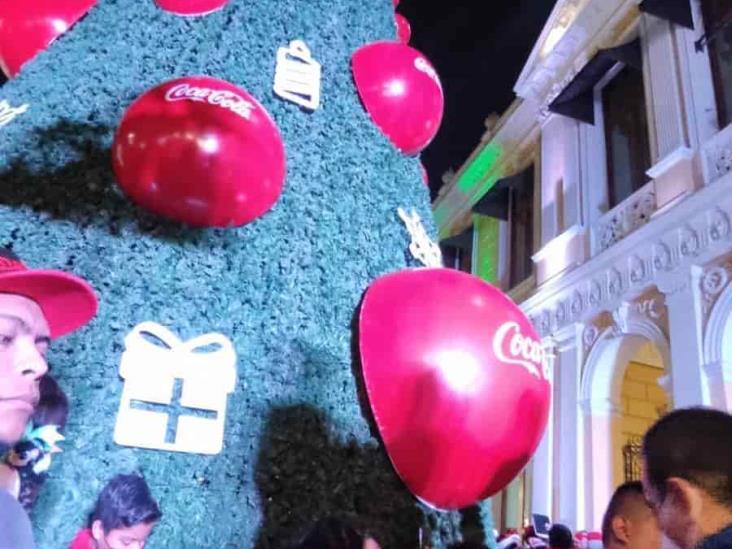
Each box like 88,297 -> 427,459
397,207 -> 443,268
273,40 -> 321,111
0,100 -> 29,129
114,322 -> 237,455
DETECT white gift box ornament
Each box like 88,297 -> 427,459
273,40 -> 321,110
113,321 -> 237,455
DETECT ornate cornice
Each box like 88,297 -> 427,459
525,174 -> 732,339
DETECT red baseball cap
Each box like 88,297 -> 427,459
0,249 -> 98,339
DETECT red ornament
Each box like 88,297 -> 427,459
112,76 -> 286,228
393,0 -> 400,6
395,14 -> 411,44
352,41 -> 443,156
0,0 -> 97,78
359,269 -> 550,509
154,0 -> 228,16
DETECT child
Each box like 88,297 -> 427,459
70,473 -> 162,549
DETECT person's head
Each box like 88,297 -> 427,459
602,481 -> 660,549
642,407 -> 732,549
0,249 -> 96,446
548,524 -> 574,549
89,474 -> 162,549
295,517 -> 380,549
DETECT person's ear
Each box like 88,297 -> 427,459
612,515 -> 631,544
666,477 -> 702,521
91,519 -> 105,541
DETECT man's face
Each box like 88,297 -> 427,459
642,463 -> 692,549
94,521 -> 156,549
0,294 -> 50,445
626,506 -> 662,549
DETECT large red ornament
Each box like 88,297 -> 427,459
359,268 -> 550,510
0,0 -> 97,78
112,76 -> 286,227
395,14 -> 412,44
154,0 -> 228,16
352,41 -> 444,155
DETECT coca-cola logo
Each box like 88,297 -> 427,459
413,57 -> 441,88
164,83 -> 255,120
492,321 -> 547,380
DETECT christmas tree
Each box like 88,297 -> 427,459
0,0 -> 494,546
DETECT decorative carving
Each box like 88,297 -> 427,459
701,263 -> 732,318
680,226 -> 701,258
583,325 -> 599,349
608,268 -> 623,297
714,148 -> 732,178
570,290 -> 584,318
635,298 -> 663,320
704,124 -> 732,182
629,255 -> 646,285
596,186 -> 656,252
709,208 -> 731,242
554,300 -> 568,327
702,266 -> 729,298
540,310 -> 552,336
589,280 -> 602,307
653,242 -> 673,272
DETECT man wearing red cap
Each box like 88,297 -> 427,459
0,248 -> 97,549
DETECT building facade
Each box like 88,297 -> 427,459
434,0 -> 732,533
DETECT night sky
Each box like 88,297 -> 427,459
398,0 -> 558,197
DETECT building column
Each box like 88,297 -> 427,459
551,323 -> 585,530
531,339 -> 556,519
640,13 -> 700,210
581,397 -> 622,530
702,360 -> 732,412
659,269 -> 710,407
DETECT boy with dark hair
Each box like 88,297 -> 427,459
601,481 -> 660,549
642,407 -> 732,549
70,474 -> 162,549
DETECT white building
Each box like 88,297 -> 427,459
433,0 -> 732,534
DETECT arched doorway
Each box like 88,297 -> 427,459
614,342 -> 670,487
704,278 -> 732,411
580,316 -> 670,530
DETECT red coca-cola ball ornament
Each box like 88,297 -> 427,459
112,76 -> 286,227
0,0 -> 97,78
154,0 -> 228,16
359,268 -> 550,509
395,14 -> 411,44
352,41 -> 444,156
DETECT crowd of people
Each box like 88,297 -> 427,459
3,250 -> 732,549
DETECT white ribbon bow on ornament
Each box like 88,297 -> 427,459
114,321 -> 237,455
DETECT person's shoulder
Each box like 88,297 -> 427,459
0,488 -> 36,549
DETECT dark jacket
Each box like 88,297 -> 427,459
699,524 -> 732,549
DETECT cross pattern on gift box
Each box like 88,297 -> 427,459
129,378 -> 218,444
114,322 -> 237,455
